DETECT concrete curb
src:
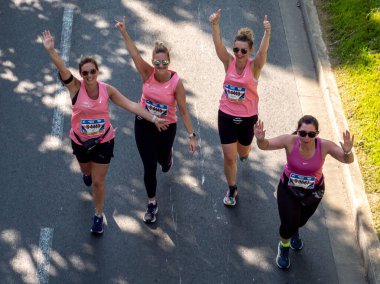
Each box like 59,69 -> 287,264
300,1 -> 380,283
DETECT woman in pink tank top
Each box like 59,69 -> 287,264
115,17 -> 198,224
42,30 -> 166,235
254,115 -> 354,269
209,9 -> 271,206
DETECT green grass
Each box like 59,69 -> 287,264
317,0 -> 380,237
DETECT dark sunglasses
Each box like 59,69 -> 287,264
153,59 -> 170,67
298,130 -> 319,138
81,69 -> 97,76
233,47 -> 248,54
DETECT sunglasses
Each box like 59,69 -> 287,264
233,47 -> 248,54
298,130 -> 319,138
152,60 -> 170,67
81,69 -> 97,76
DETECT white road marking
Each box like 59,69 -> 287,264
36,228 -> 54,284
51,8 -> 74,139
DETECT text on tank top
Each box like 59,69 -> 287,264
219,57 -> 259,117
283,137 -> 324,189
69,81 -> 115,144
140,69 -> 180,124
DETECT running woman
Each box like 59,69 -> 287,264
115,17 -> 197,224
42,30 -> 166,235
254,115 -> 354,269
209,9 -> 271,206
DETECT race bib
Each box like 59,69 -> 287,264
145,100 -> 168,116
81,119 -> 105,136
288,173 -> 316,190
224,84 -> 246,102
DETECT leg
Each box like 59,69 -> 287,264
237,114 -> 257,160
91,162 -> 110,215
237,143 -> 252,160
135,117 -> 159,200
157,123 -> 177,172
221,143 -> 238,186
277,180 -> 302,241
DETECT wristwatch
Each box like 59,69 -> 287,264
188,132 -> 196,138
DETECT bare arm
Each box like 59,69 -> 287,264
323,130 -> 354,163
41,30 -> 80,98
209,9 -> 232,71
252,15 -> 271,80
107,85 -> 167,131
115,16 -> 153,82
175,80 -> 197,152
254,120 -> 293,150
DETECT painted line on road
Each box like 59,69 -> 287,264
51,7 -> 74,139
194,103 -> 205,185
36,228 -> 54,284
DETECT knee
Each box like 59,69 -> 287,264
92,178 -> 105,190
224,154 -> 237,165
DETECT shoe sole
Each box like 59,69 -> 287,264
91,229 -> 104,235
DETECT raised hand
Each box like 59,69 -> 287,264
254,120 -> 266,141
340,130 -> 354,153
114,16 -> 126,33
42,30 -> 55,51
209,9 -> 221,26
263,15 -> 271,33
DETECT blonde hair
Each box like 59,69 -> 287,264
152,41 -> 170,60
235,28 -> 254,49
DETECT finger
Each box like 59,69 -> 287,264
216,8 -> 221,14
264,15 -> 268,22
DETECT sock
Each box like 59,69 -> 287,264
148,200 -> 156,205
280,241 -> 290,248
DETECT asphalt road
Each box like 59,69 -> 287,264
0,0 -> 367,283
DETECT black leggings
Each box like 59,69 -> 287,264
134,116 -> 177,198
277,179 -> 323,239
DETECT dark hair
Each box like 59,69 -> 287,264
78,57 -> 99,73
234,28 -> 254,49
292,115 -> 319,134
152,41 -> 170,61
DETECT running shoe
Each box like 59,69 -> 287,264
276,242 -> 290,269
91,215 -> 104,235
239,155 -> 248,162
143,202 -> 158,223
83,174 -> 92,187
223,187 -> 238,206
290,231 -> 303,250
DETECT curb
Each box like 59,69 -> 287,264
300,1 -> 380,283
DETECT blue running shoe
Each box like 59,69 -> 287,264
290,231 -> 303,250
276,242 -> 290,269
91,215 -> 104,235
239,155 -> 248,162
83,174 -> 92,187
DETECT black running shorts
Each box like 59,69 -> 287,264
218,110 -> 258,145
71,139 -> 114,164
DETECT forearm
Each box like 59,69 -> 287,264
256,138 -> 269,150
46,49 -> 68,74
255,31 -> 270,67
128,101 -> 156,122
179,111 -> 194,135
121,31 -> 140,58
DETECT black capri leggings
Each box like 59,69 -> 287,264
134,116 -> 177,198
277,178 -> 324,239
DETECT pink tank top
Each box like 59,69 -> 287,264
219,57 -> 259,117
140,70 -> 180,124
282,137 -> 324,188
69,81 -> 115,145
